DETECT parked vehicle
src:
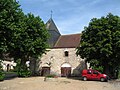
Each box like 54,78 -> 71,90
82,69 -> 109,82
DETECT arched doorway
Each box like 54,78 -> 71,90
41,64 -> 50,76
61,63 -> 71,77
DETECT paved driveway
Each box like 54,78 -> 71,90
0,77 -> 120,90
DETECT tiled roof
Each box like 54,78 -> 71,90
54,34 -> 81,48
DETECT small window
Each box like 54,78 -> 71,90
93,71 -> 98,74
87,70 -> 92,74
64,51 -> 69,57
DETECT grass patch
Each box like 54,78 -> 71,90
45,74 -> 57,78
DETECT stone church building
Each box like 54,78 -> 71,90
39,18 -> 87,77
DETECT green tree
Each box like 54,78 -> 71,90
10,13 -> 49,76
10,13 -> 49,62
0,60 -> 5,81
0,0 -> 24,59
77,13 -> 120,77
0,0 -> 49,76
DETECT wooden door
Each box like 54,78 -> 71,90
41,67 -> 50,76
61,67 -> 71,77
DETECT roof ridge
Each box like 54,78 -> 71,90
61,33 -> 81,36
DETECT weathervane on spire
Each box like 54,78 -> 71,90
51,10 -> 53,19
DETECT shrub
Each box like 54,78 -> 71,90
0,71 -> 5,81
17,65 -> 31,77
118,70 -> 120,79
0,60 -> 5,81
15,59 -> 31,77
18,69 -> 31,77
45,74 -> 57,78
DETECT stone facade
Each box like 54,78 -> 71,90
37,18 -> 87,77
39,48 -> 87,76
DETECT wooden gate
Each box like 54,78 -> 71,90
61,67 -> 71,77
41,67 -> 50,76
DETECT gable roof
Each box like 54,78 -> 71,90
54,33 -> 81,48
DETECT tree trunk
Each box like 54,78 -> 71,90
30,57 -> 36,76
20,58 -> 26,66
103,62 -> 111,77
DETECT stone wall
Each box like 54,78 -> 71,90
39,48 -> 87,76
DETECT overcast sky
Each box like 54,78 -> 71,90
17,0 -> 120,35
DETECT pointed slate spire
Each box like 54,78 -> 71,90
46,18 -> 61,35
46,17 -> 61,48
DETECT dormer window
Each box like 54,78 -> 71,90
64,51 -> 69,57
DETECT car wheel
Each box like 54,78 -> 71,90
100,78 -> 105,82
83,77 -> 87,81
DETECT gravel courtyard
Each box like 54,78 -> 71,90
0,77 -> 120,90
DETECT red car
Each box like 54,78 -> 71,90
82,69 -> 109,82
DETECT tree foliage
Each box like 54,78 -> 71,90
0,0 -> 49,76
0,0 -> 49,60
10,13 -> 49,63
77,13 -> 120,76
0,0 -> 23,58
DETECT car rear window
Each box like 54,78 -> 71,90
93,71 -> 98,74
